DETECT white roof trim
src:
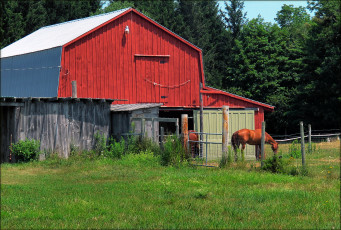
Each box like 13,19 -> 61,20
110,103 -> 163,112
1,8 -> 131,58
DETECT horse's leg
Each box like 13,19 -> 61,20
234,143 -> 239,162
241,143 -> 246,160
255,145 -> 259,161
236,143 -> 246,162
257,145 -> 261,160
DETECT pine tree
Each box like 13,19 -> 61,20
296,0 -> 341,129
1,0 -> 101,48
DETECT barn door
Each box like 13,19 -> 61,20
194,109 -> 255,160
135,56 -> 169,104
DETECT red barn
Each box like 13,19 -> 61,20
1,8 -> 274,157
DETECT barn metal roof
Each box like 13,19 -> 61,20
110,103 -> 163,112
1,8 -> 131,58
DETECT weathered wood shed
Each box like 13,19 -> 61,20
1,8 -> 274,159
0,98 -> 113,163
110,103 -> 162,140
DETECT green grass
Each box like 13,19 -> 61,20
1,142 -> 340,229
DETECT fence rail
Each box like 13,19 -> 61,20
274,133 -> 340,142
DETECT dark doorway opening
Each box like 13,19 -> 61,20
159,109 -> 194,135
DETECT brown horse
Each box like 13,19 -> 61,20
189,130 -> 199,158
231,129 -> 278,160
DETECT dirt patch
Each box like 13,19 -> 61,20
1,167 -> 59,185
318,158 -> 340,163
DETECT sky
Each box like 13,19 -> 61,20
218,1 -> 314,23
102,1 -> 314,24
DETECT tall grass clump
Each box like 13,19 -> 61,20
160,135 -> 187,166
93,132 -> 161,160
122,135 -> 160,156
288,140 -> 301,158
10,139 -> 41,162
220,146 -> 233,168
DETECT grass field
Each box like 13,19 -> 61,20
1,141 -> 340,229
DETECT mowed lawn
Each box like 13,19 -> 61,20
1,142 -> 340,229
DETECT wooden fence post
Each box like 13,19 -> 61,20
72,81 -> 77,98
141,118 -> 145,139
181,114 -> 189,153
160,127 -> 164,151
222,106 -> 229,155
300,121 -> 306,166
261,121 -> 266,167
308,124 -> 312,153
199,82 -> 204,159
152,118 -> 155,142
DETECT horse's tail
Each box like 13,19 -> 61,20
231,132 -> 239,150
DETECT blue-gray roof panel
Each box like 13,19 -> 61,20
1,47 -> 62,97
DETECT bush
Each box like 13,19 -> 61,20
10,139 -> 41,162
288,140 -> 301,158
107,137 -> 125,159
262,155 -> 287,174
94,132 -> 108,156
160,135 -> 187,166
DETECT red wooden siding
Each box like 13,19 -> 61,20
58,11 -> 202,107
57,8 -> 273,130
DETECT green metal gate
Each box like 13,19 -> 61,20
194,109 -> 255,160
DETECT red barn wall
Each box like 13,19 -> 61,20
58,12 -> 202,107
57,9 -> 271,130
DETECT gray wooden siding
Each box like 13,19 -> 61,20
1,100 -> 111,162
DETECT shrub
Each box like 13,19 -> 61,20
10,139 -> 41,162
262,155 -> 287,174
70,143 -> 81,157
94,132 -> 108,156
107,137 -> 125,159
160,135 -> 187,166
289,140 -> 301,158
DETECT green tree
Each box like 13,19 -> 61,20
0,1 -> 25,48
1,0 -> 101,49
221,0 -> 247,40
177,0 -> 229,88
225,16 -> 306,133
294,0 -> 341,129
275,4 -> 311,28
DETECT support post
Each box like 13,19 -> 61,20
72,81 -> 77,98
261,121 -> 266,167
175,118 -> 179,138
199,82 -> 204,159
205,133 -> 208,165
308,124 -> 312,153
152,118 -> 155,142
300,121 -> 306,166
141,118 -> 145,138
160,127 -> 164,151
222,106 -> 229,155
181,114 -> 189,154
